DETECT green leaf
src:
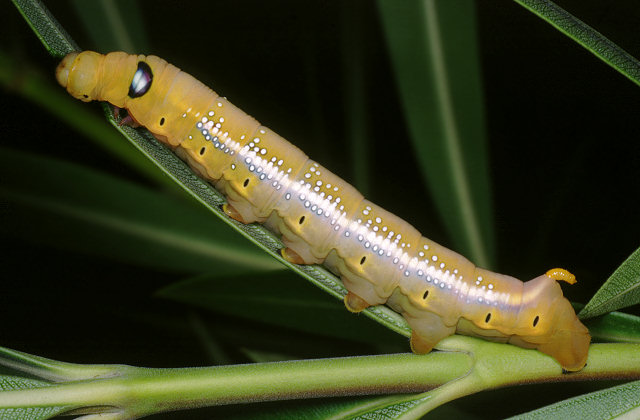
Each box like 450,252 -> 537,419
376,0 -> 493,268
0,148 -> 279,273
0,376 -> 50,391
210,396 -> 413,420
0,48 -> 169,186
340,1 -> 370,196
10,0 -> 411,343
585,310 -> 640,344
0,404 -> 67,420
514,0 -> 640,88
0,342 -> 122,382
11,0 -> 77,58
342,394 -> 433,420
580,247 -> 640,319
157,271 -> 404,345
70,0 -> 149,53
506,379 -> 640,419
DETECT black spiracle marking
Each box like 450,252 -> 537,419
533,315 -> 540,327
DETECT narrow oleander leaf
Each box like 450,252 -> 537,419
0,148 -> 279,273
0,404 -> 67,420
157,271 -> 404,344
0,376 -> 50,391
514,0 -> 640,87
340,0 -> 370,197
10,0 -> 410,340
0,346 -> 117,382
506,380 -> 640,419
580,247 -> 640,319
343,394 -> 433,420
207,394 -> 479,420
0,49 -> 169,186
70,0 -> 149,53
376,0 -> 493,268
584,310 -> 640,344
11,0 -> 77,57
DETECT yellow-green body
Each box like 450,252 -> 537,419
56,51 -> 591,371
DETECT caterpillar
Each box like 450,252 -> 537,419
56,51 -> 591,371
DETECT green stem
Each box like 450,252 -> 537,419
2,342 -> 639,417
0,353 -> 470,416
401,340 -> 640,417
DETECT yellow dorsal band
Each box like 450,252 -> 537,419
546,268 -> 576,285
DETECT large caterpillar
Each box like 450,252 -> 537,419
56,51 -> 591,371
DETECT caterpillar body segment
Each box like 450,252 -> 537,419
56,51 -> 590,371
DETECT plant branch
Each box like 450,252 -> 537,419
1,341 -> 639,417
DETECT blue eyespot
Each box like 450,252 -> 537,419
128,61 -> 153,98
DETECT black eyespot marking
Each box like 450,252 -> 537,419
533,315 -> 540,327
82,94 -> 89,99
360,256 -> 366,265
159,117 -> 165,126
299,216 -> 305,225
423,290 -> 429,300
243,179 -> 249,187
485,313 -> 491,323
199,147 -> 206,156
128,61 -> 153,98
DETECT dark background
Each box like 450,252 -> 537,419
1,1 -> 639,418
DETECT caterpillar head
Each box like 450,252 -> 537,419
56,51 -> 135,107
56,51 -> 102,102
